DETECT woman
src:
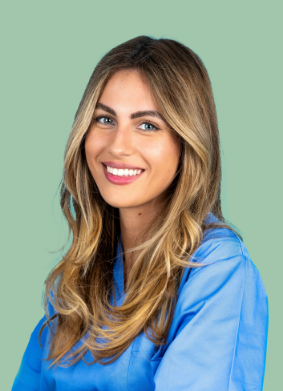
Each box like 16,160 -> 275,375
12,36 -> 268,390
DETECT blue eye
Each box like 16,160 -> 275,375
139,122 -> 159,132
94,116 -> 113,125
93,116 -> 159,132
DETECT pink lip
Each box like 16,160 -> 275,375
102,163 -> 144,185
102,161 -> 144,170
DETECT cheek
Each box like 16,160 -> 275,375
142,137 -> 180,176
168,136 -> 181,169
85,132 -> 104,168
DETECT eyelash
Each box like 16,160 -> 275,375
93,116 -> 160,132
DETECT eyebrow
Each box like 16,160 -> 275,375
95,102 -> 165,121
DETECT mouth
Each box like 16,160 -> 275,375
102,163 -> 145,185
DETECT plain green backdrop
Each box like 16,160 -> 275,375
1,0 -> 282,389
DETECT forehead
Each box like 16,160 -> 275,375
99,69 -> 158,111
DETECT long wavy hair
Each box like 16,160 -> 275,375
40,35 -> 235,367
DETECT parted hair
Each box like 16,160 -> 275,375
40,35 -> 234,367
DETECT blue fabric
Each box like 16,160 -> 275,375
12,215 -> 268,390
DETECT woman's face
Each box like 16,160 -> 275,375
85,69 -> 181,212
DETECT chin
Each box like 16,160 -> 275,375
100,195 -> 133,209
103,195 -> 145,209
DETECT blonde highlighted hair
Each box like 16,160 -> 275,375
41,35 -> 235,366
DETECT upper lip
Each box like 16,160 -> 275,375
102,161 -> 145,170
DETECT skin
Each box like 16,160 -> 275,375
85,69 -> 181,283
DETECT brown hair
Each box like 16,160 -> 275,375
40,35 -> 235,367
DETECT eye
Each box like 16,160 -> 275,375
94,116 -> 114,125
138,121 -> 159,132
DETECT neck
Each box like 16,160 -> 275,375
119,200 -> 164,285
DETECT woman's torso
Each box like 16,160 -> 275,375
13,215 -> 268,391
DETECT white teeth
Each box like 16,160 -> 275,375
106,165 -> 142,177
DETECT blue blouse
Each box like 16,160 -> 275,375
12,216 -> 268,390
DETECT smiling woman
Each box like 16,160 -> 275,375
86,70 -> 180,226
12,36 -> 268,391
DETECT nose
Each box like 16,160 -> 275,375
108,123 -> 135,157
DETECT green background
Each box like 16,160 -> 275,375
1,1 -> 282,389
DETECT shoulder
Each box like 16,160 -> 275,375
174,216 -> 268,327
191,222 -> 245,273
193,213 -> 254,268
179,214 -> 265,296
155,220 -> 268,391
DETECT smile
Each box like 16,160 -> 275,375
106,165 -> 143,177
102,164 -> 144,185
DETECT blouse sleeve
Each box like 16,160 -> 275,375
153,242 -> 268,391
12,316 -> 48,391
